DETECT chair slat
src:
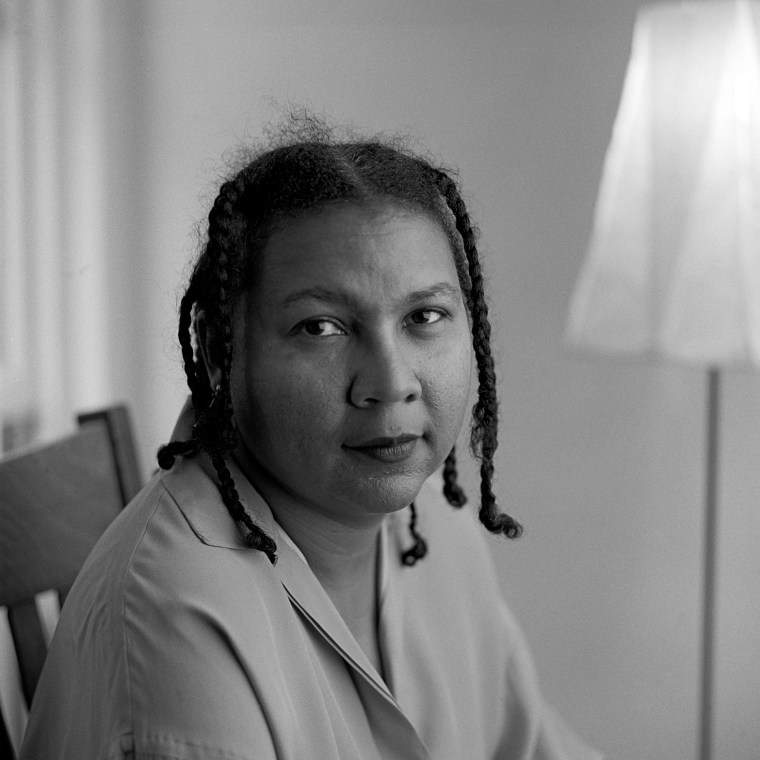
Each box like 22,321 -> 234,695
6,600 -> 47,708
78,406 -> 142,504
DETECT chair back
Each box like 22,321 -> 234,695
0,406 -> 141,756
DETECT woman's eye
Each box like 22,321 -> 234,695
297,319 -> 345,337
406,309 -> 445,326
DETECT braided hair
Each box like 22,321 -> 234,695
158,126 -> 522,565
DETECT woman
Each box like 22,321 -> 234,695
21,124 -> 602,759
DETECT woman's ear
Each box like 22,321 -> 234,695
195,310 -> 223,389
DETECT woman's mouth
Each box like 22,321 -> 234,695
344,435 -> 420,463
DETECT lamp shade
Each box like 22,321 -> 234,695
566,0 -> 760,368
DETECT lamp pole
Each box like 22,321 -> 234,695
699,367 -> 720,760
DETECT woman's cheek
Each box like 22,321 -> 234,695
425,369 -> 470,436
431,337 -> 471,401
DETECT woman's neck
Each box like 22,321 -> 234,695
233,451 -> 387,675
276,504 -> 386,677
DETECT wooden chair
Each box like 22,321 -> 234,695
0,406 -> 142,757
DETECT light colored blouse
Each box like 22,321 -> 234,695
20,454 -> 602,760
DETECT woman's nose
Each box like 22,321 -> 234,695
349,337 -> 422,407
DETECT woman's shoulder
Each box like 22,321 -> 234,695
24,458 -> 289,759
55,456 -> 285,670
88,456 -> 279,606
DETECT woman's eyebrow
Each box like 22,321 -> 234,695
280,282 -> 461,310
405,282 -> 461,305
280,287 -> 355,310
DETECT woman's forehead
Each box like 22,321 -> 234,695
254,203 -> 461,305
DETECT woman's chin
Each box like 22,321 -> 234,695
340,469 -> 431,516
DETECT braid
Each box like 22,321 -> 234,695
400,502 -> 427,566
211,453 -> 277,563
442,447 -> 467,507
157,439 -> 200,470
202,178 -> 278,557
158,174 -> 278,561
434,169 -> 523,540
156,289 -> 206,469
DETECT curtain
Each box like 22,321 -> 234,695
1,0 -> 112,452
1,0 -> 112,749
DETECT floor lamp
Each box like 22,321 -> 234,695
564,3 -> 760,760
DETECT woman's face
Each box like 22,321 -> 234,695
225,202 -> 473,525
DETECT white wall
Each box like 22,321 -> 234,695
48,1 -> 760,757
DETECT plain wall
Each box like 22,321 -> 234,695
89,2 -> 760,758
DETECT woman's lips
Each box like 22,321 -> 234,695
344,434 -> 420,463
